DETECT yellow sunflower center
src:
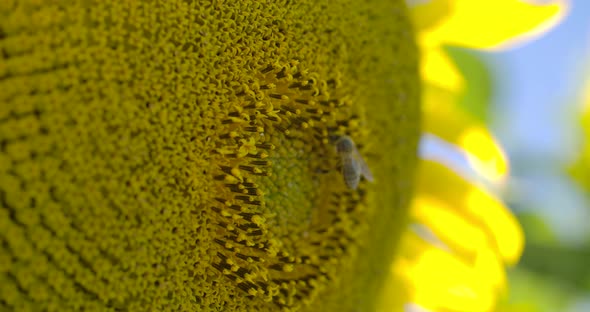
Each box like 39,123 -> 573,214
204,60 -> 373,308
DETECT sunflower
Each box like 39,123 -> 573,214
0,0 -> 565,312
378,1 -> 568,311
1,1 -> 418,311
571,75 -> 590,193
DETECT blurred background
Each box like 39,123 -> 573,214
447,0 -> 590,310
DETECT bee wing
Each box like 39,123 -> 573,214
342,161 -> 361,190
352,149 -> 374,182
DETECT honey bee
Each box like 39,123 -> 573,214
335,136 -> 374,190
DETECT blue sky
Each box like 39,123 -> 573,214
486,0 -> 590,245
490,0 -> 590,165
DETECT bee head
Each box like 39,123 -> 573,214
336,136 -> 355,153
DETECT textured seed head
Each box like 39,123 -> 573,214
0,1 -> 419,311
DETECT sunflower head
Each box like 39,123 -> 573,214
1,0 -> 420,311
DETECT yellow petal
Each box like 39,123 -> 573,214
409,0 -> 455,34
465,187 -> 523,265
412,196 -> 494,265
421,48 -> 465,91
458,127 -> 510,183
418,0 -> 568,50
571,73 -> 590,189
421,82 -> 467,137
422,84 -> 509,183
416,160 -> 524,264
379,157 -> 520,311
394,231 -> 500,312
421,83 -> 462,138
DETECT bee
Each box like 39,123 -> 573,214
335,136 -> 374,190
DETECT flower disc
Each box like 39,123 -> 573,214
0,1 -> 420,311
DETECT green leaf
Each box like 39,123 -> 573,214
502,268 -> 576,312
444,46 -> 494,124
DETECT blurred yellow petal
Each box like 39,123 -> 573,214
474,249 -> 506,299
422,83 -> 475,142
465,187 -> 523,265
570,72 -> 590,189
416,0 -> 568,50
422,82 -> 459,118
409,0 -> 455,35
421,83 -> 464,140
421,48 -> 465,91
459,127 -> 510,183
412,196 -> 491,265
416,160 -> 524,264
393,231 -> 500,312
387,1 -> 567,311
422,84 -> 509,183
